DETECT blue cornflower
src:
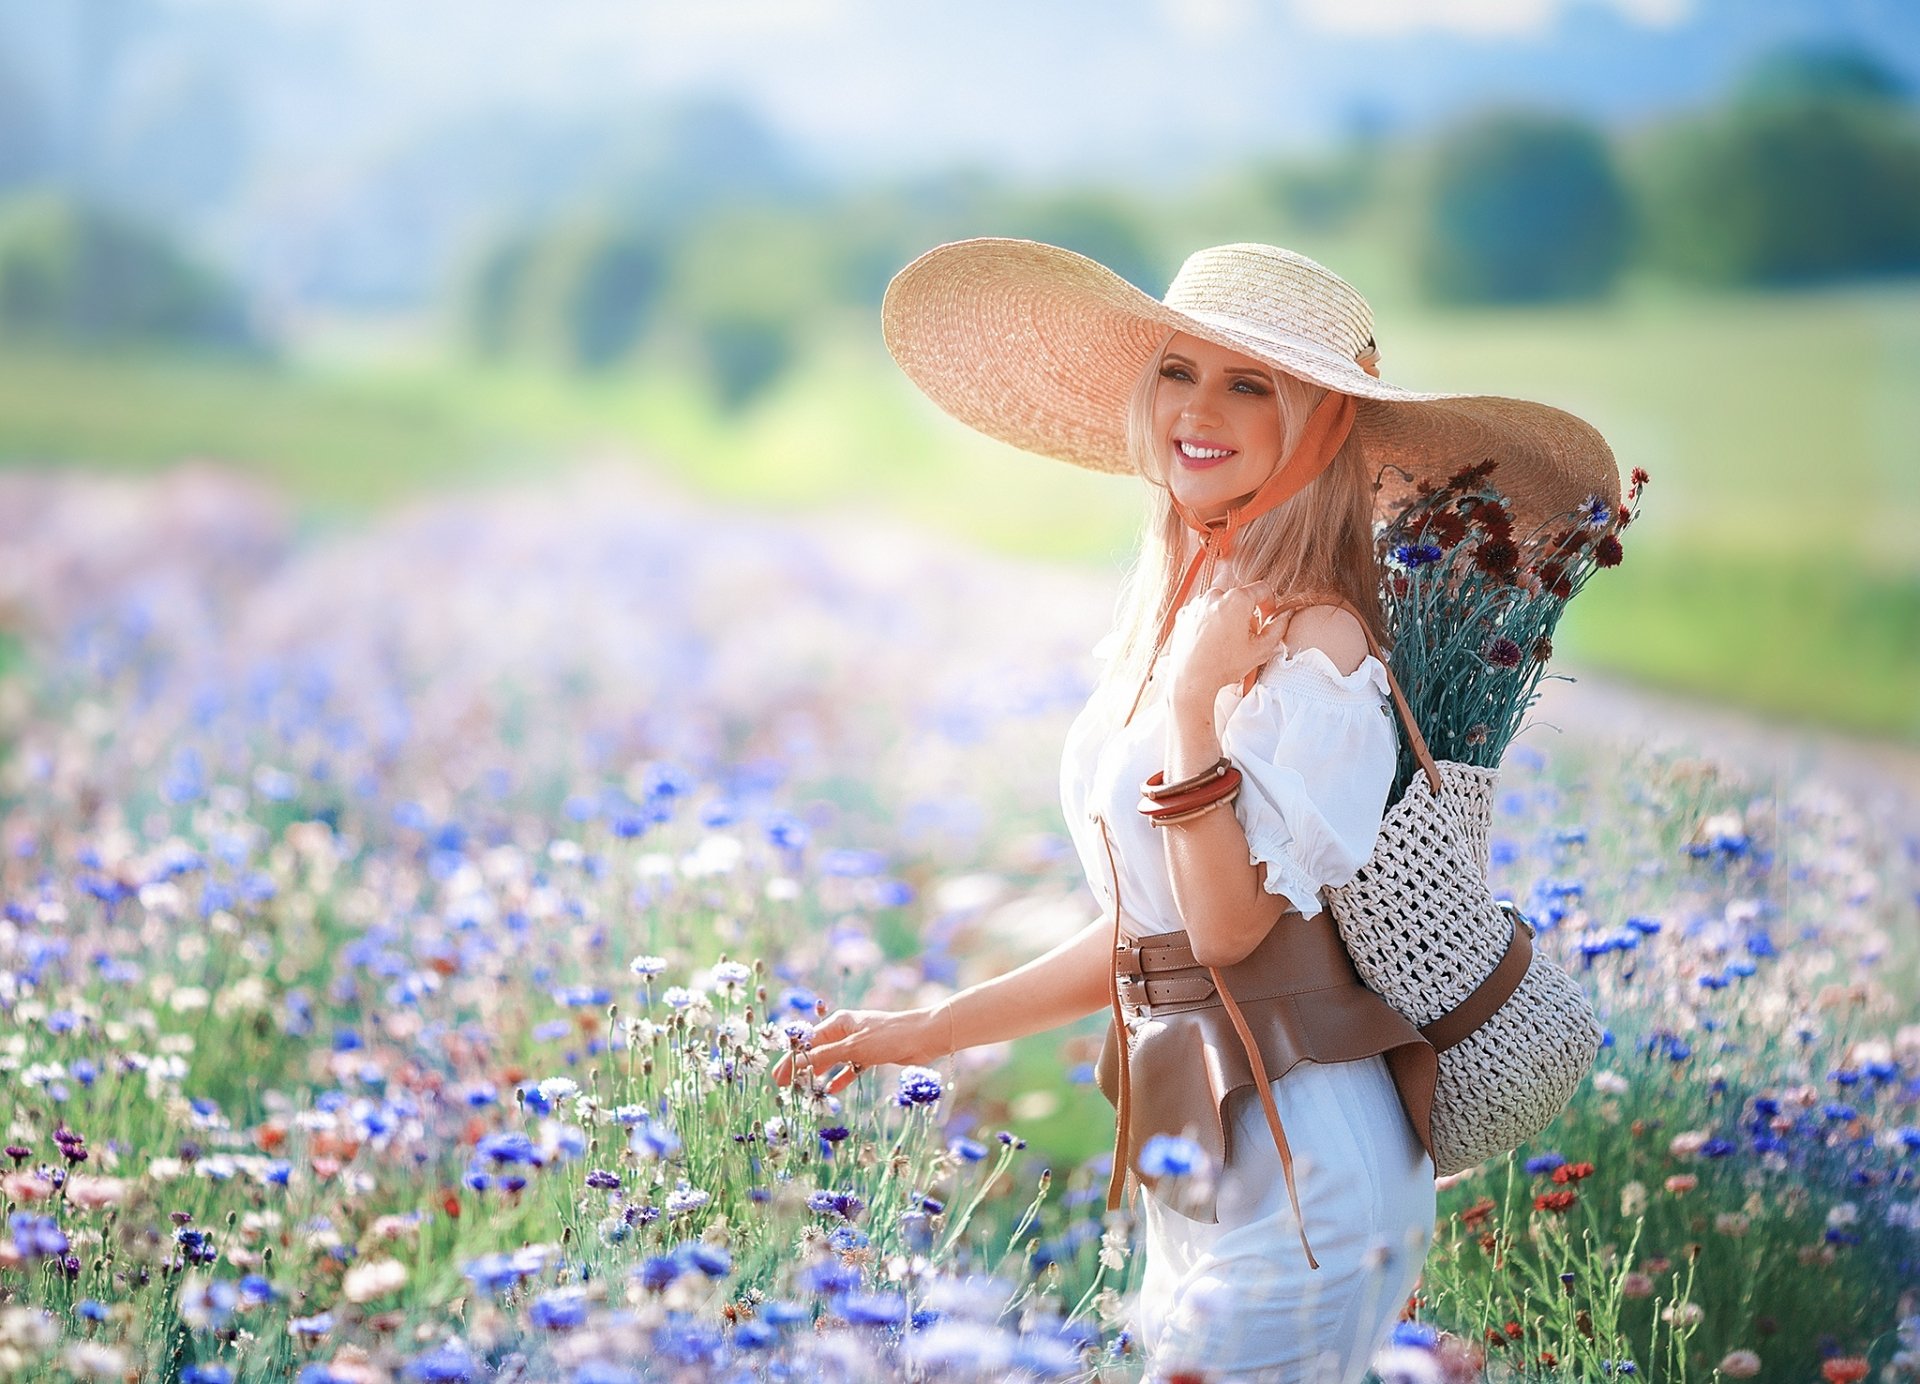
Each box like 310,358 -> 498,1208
679,1242 -> 732,1278
10,1213 -> 68,1258
528,1288 -> 589,1331
799,1259 -> 860,1295
838,1290 -> 908,1327
475,1131 -> 540,1166
1524,1152 -> 1567,1176
401,1341 -> 477,1382
896,1066 -> 944,1107
1140,1134 -> 1205,1179
628,1113 -> 681,1159
635,1256 -> 681,1292
1390,1321 -> 1439,1349
736,1320 -> 781,1350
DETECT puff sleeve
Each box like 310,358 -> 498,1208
1215,644 -> 1400,920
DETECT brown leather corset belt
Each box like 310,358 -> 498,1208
1090,810 -> 1440,1270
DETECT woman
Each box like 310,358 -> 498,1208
771,239 -> 1616,1382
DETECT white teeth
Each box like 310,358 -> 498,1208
1178,441 -> 1232,459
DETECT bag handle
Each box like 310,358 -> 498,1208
1243,592 -> 1443,800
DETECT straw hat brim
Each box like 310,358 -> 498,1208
880,237 -> 1619,532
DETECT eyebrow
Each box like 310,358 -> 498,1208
1161,352 -> 1273,380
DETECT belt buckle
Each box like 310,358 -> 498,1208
1497,898 -> 1536,940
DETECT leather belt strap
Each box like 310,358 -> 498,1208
1418,907 -> 1533,1052
1095,810 -> 1320,1270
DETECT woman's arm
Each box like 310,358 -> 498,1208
1161,681 -> 1287,968
768,911 -> 1116,1095
1161,600 -> 1372,968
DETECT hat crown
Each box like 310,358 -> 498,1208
1163,243 -> 1376,361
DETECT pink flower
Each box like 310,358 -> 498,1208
1718,1350 -> 1762,1378
65,1175 -> 128,1211
2,1170 -> 54,1203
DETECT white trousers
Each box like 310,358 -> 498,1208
1133,1055 -> 1438,1384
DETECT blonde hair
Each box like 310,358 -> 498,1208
1100,332 -> 1392,704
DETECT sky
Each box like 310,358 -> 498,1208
97,0 -> 1920,185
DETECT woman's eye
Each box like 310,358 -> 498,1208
1158,365 -> 1191,382
1232,380 -> 1267,394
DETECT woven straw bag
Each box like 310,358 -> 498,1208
1270,594 -> 1604,1177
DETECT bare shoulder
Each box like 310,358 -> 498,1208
1282,604 -> 1371,677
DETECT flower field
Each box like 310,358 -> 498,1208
0,463 -> 1915,1383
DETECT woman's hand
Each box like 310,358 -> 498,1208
1164,574 -> 1291,702
769,1005 -> 947,1098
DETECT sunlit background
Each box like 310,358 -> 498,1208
2,6 -> 1920,1375
0,0 -> 1916,741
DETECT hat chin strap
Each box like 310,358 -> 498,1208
1124,388 -> 1357,728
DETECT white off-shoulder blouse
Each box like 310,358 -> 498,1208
1059,630 -> 1400,935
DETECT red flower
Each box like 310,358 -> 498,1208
1531,636 -> 1554,663
1533,1189 -> 1578,1213
1473,537 -> 1520,577
1822,1358 -> 1870,1384
1540,1350 -> 1559,1367
1460,1195 -> 1498,1228
1551,1161 -> 1596,1184
1430,511 -> 1469,547
1505,1321 -> 1524,1339
1594,535 -> 1623,568
439,1187 -> 461,1219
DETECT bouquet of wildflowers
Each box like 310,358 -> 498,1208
1373,459 -> 1650,807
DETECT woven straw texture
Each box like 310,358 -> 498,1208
881,237 -> 1620,532
1325,760 -> 1603,1177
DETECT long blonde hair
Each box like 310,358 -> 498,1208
1100,332 -> 1392,704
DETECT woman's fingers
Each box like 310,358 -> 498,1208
774,1011 -> 867,1091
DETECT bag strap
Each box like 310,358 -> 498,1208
1245,592 -> 1443,800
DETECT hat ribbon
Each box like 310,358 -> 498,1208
1122,386 -> 1358,726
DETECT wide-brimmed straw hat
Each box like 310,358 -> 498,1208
880,237 -> 1619,531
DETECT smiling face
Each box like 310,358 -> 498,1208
1149,332 -> 1290,523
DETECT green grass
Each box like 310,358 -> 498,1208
2,275 -> 1916,742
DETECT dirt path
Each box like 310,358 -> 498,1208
1522,660 -> 1920,828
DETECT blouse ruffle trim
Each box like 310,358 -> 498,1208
1235,812 -> 1333,920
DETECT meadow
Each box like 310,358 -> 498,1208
0,464 -> 1915,1382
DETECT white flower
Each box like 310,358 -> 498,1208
629,955 -> 669,978
342,1257 -> 408,1303
664,1184 -> 711,1215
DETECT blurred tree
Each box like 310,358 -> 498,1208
0,192 -> 257,352
996,190 -> 1167,292
1634,91 -> 1920,286
1728,39 -> 1910,110
460,229 -> 539,361
460,217 -> 670,371
1413,108 -> 1634,305
695,310 -> 798,413
1255,145 -> 1384,235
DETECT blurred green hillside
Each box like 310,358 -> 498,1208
0,40 -> 1915,743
